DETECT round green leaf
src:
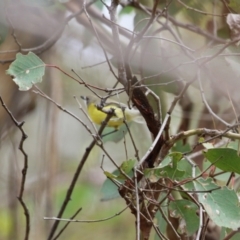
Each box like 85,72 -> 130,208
169,199 -> 199,235
204,148 -> 240,174
194,178 -> 240,230
7,52 -> 45,91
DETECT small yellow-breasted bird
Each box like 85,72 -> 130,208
81,95 -> 144,129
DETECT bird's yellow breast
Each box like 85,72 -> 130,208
87,103 -> 127,129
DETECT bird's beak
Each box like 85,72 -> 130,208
81,96 -> 89,106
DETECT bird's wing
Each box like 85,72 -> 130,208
102,103 -> 125,120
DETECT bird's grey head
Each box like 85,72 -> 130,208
81,96 -> 98,106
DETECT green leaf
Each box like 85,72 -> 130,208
177,158 -> 201,191
101,168 -> 134,201
103,160 -> 135,181
155,165 -> 185,180
169,199 -> 199,235
172,140 -> 191,152
104,171 -> 118,179
157,152 -> 184,179
155,200 -> 168,239
101,170 -> 120,201
158,155 -> 172,168
203,148 -> 240,174
120,159 -> 136,174
202,159 -> 232,183
145,153 -> 185,180
169,152 -> 183,168
119,6 -> 134,16
6,52 -> 45,91
194,178 -> 240,230
102,123 -> 131,143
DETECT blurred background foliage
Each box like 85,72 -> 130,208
1,0 -> 240,239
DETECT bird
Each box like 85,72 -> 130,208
81,95 -> 144,129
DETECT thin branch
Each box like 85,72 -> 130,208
140,76 -> 195,167
123,121 -> 140,161
35,86 -> 132,178
83,1 -> 118,81
167,128 -> 240,150
47,109 -> 114,239
124,0 -> 162,82
123,131 -> 128,160
45,205 -> 129,223
46,65 -> 108,91
33,87 -> 117,240
142,36 -> 194,51
33,88 -> 95,137
177,0 -> 225,17
157,205 -> 181,239
52,207 -> 83,240
130,2 -> 227,44
142,193 -> 169,240
0,96 -> 30,240
197,70 -> 229,126
134,167 -> 140,240
223,228 -> 240,240
74,96 -> 98,134
107,0 -> 127,86
195,205 -> 204,240
138,112 -> 169,166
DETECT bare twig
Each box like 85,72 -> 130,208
177,0 -> 225,17
0,96 -> 30,240
158,205 -> 181,239
46,65 -> 110,91
195,205 -> 204,240
47,109 -> 115,239
130,2 -> 227,44
223,228 -> 240,240
32,87 -> 117,240
134,167 -> 140,240
45,205 -> 129,223
83,1 -> 118,80
52,207 -> 83,240
106,0 -> 127,86
123,121 -> 140,161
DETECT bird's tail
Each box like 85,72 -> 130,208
125,108 -> 145,124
